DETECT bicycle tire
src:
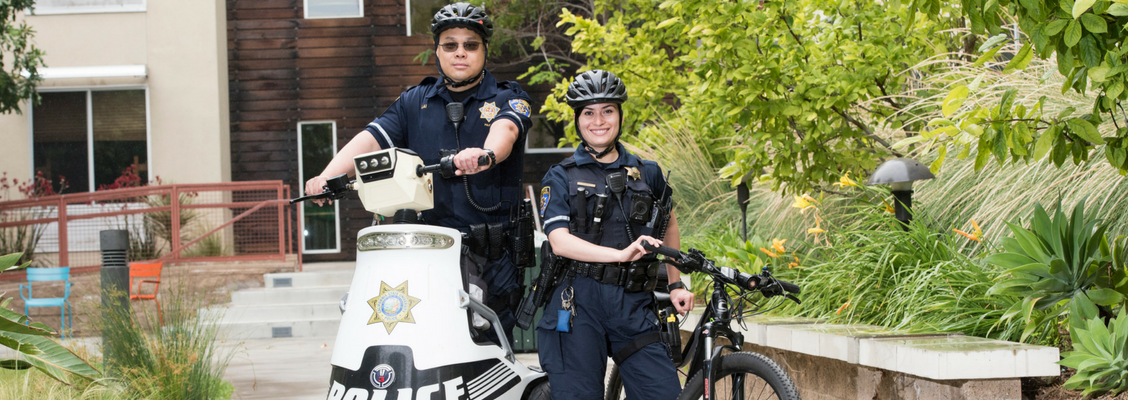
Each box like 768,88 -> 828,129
604,363 -> 626,400
676,352 -> 800,400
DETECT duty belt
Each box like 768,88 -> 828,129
568,260 -> 661,293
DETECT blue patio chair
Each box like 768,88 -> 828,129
19,267 -> 74,339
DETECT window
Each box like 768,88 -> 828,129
304,0 -> 363,19
32,89 -> 149,193
29,0 -> 145,15
406,0 -> 446,36
526,116 -> 575,154
298,121 -> 341,254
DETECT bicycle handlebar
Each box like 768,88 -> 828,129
642,242 -> 801,296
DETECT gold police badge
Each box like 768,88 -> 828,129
479,102 -> 500,122
367,281 -> 422,334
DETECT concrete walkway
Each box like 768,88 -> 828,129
224,335 -> 541,399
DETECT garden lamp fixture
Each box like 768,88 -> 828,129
866,158 -> 935,229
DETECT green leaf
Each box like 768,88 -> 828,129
942,85 -> 970,117
979,33 -> 1010,51
1035,125 -> 1059,160
1080,13 -> 1108,33
1074,0 -> 1098,18
1088,65 -> 1111,82
0,359 -> 33,370
1108,4 -> 1128,16
1067,117 -> 1104,143
0,253 -> 28,273
656,17 -> 680,29
1065,20 -> 1083,47
1079,35 -> 1101,67
1084,288 -> 1125,305
1045,19 -> 1070,36
930,145 -> 946,174
1004,42 -> 1034,73
973,44 -> 1005,67
0,332 -> 100,385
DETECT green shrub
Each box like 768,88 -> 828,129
98,273 -> 235,399
1059,295 -> 1128,397
987,199 -> 1128,342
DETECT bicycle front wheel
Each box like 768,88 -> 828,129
676,352 -> 800,400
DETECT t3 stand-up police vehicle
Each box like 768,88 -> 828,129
292,148 -> 549,400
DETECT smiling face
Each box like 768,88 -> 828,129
435,27 -> 485,90
577,103 -> 621,152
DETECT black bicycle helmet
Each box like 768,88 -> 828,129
431,2 -> 494,43
566,70 -> 629,159
566,70 -> 628,110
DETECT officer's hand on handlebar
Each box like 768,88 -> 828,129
453,148 -> 492,176
617,235 -> 663,263
304,175 -> 331,206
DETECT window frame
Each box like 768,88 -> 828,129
27,84 -> 152,193
303,0 -> 364,20
297,120 -> 342,255
28,0 -> 146,16
525,115 -> 576,154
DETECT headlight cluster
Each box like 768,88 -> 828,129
357,232 -> 455,251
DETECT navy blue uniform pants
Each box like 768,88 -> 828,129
536,276 -> 680,400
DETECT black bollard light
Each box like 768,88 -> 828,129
866,158 -> 935,230
99,229 -> 130,376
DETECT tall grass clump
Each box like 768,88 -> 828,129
97,271 -> 235,399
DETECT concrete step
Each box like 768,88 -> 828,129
218,318 -> 341,340
264,269 -> 354,288
230,285 -> 349,306
206,303 -> 342,324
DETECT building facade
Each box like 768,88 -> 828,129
0,0 -> 231,193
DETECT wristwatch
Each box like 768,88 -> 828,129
667,281 -> 685,292
483,148 -> 497,168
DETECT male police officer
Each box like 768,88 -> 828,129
304,3 -> 533,343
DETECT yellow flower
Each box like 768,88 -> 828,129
807,227 -> 826,234
882,200 -> 895,214
971,219 -> 983,238
759,247 -> 779,258
833,172 -> 860,188
791,194 -> 818,213
771,238 -> 787,254
788,262 -> 799,269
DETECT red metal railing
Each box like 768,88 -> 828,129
0,181 -> 295,279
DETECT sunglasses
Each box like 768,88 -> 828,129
439,41 -> 482,52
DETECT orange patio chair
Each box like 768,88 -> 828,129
129,262 -> 163,325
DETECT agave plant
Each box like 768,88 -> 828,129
987,199 -> 1127,341
0,253 -> 101,385
1059,294 -> 1128,397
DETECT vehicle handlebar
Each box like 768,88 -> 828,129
642,242 -> 801,297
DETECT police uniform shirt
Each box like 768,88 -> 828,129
539,142 -> 670,250
365,70 -> 534,231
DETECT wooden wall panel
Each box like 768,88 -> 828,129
228,0 -> 559,261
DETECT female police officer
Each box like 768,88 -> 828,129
537,70 -> 694,399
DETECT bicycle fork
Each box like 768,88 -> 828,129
702,279 -> 745,400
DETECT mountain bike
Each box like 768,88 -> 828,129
604,243 -> 803,400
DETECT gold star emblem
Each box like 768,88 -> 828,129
367,281 -> 422,334
625,166 -> 641,181
479,102 -> 500,122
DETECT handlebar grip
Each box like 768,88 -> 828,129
641,242 -> 683,259
778,279 -> 801,295
478,155 -> 490,166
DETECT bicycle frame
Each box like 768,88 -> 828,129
679,278 -> 750,400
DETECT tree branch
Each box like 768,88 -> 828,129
831,105 -> 902,156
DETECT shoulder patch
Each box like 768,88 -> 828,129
539,186 -> 550,219
508,99 -> 532,117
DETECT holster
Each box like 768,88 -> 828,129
515,240 -> 565,330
